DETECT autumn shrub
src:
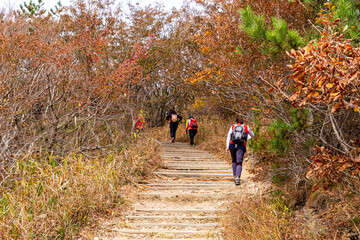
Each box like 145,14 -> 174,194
0,136 -> 162,239
283,4 -> 360,196
306,146 -> 360,194
0,4 -> 147,168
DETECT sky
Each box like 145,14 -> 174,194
1,0 -> 185,11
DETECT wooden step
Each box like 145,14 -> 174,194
147,186 -> 234,190
126,223 -> 220,228
126,215 -> 219,220
154,171 -> 232,179
135,208 -> 226,213
158,169 -> 232,173
164,161 -> 228,165
113,229 -> 220,236
165,166 -> 229,170
138,192 -> 233,200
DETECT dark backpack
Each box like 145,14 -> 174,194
230,124 -> 248,144
189,118 -> 198,129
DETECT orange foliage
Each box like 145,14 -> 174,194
286,11 -> 360,113
285,8 -> 360,191
188,0 -> 310,113
307,146 -> 360,189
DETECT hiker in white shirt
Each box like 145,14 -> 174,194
226,117 -> 255,185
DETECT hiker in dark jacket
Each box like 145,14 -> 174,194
166,110 -> 182,143
186,115 -> 198,147
226,117 -> 255,185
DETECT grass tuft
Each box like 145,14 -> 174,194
221,195 -> 291,240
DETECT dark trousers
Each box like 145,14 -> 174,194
230,147 -> 246,177
170,123 -> 178,139
188,129 -> 197,145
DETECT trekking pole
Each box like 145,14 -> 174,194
251,147 -> 254,168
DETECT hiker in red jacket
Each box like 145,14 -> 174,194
165,110 -> 182,143
226,117 -> 255,185
135,112 -> 146,133
186,115 -> 198,147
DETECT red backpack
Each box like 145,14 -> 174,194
189,118 -> 198,129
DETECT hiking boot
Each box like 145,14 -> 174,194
234,177 -> 240,185
171,138 -> 175,143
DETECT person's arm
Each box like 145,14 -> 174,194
247,126 -> 255,138
226,126 -> 233,150
178,115 -> 183,122
185,119 -> 189,132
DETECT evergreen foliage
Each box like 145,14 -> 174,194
239,5 -> 305,54
249,108 -> 313,157
20,0 -> 45,17
19,0 -> 62,17
240,5 -> 267,40
333,0 -> 360,43
289,108 -> 309,131
267,120 -> 293,156
247,114 -> 268,155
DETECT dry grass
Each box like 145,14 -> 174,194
194,116 -> 234,162
305,185 -> 360,239
221,195 -> 292,240
0,136 -> 162,239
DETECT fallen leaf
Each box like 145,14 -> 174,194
326,83 -> 334,88
330,92 -> 340,97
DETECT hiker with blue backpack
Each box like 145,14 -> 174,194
226,117 -> 255,185
186,115 -> 198,147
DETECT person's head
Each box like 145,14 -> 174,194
235,117 -> 244,124
188,115 -> 193,119
170,109 -> 176,114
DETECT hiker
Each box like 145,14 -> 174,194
226,117 -> 255,185
166,110 -> 182,143
186,115 -> 198,147
135,112 -> 146,134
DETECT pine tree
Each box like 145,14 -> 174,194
239,5 -> 305,55
332,0 -> 360,43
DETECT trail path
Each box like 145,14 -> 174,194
96,142 -> 262,240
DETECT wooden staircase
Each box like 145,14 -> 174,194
98,142 -> 239,240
